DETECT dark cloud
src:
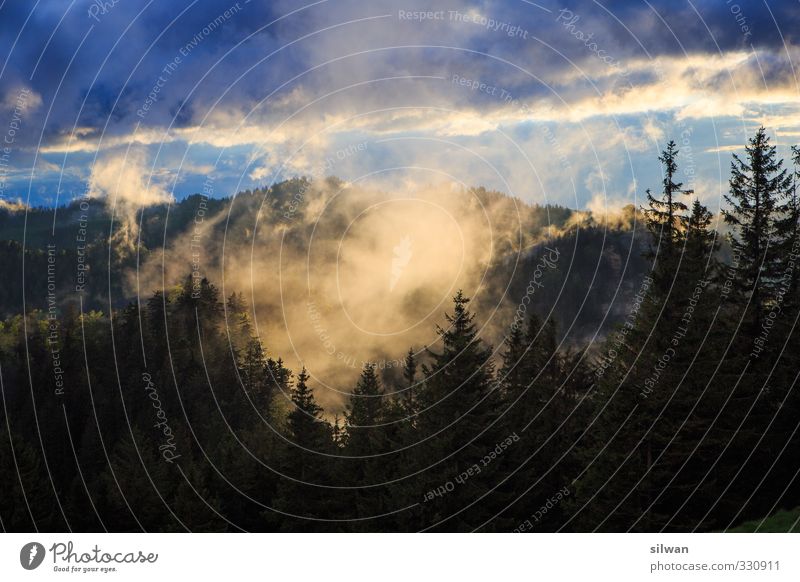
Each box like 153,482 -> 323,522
2,1 -> 796,145
0,0 -> 797,207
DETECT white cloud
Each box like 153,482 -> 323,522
89,148 -> 173,208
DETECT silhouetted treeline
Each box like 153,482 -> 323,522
1,128 -> 799,531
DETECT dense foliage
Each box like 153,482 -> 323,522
1,129 -> 799,532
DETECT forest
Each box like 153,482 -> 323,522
1,127 -> 799,532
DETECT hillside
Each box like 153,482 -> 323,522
0,178 -> 652,353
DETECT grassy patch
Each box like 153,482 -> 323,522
727,508 -> 800,532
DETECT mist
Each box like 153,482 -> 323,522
130,177 -> 577,410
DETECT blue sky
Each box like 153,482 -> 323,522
0,0 -> 798,215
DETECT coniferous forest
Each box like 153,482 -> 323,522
2,128 -> 800,532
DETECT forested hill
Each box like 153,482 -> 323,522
0,177 -> 651,347
3,133 -> 800,533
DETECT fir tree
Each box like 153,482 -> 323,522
345,364 -> 389,526
723,127 -> 793,336
272,368 -> 338,530
401,347 -> 418,413
645,140 -> 689,274
774,145 -> 800,304
641,140 -> 693,314
345,363 -> 385,456
285,368 -> 328,456
416,291 -> 500,530
238,337 -> 272,415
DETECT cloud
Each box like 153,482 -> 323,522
0,198 -> 28,212
89,148 -> 172,207
87,148 -> 174,251
0,86 -> 42,114
0,0 -> 797,213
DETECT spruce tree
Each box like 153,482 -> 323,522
344,364 -> 389,526
645,140 -> 689,287
285,368 -> 328,458
401,347 -> 418,414
345,363 -> 385,456
499,314 -> 571,531
774,145 -> 800,304
498,319 -> 530,408
389,350 -> 424,531
764,145 -> 800,515
723,127 -> 793,337
272,368 -> 337,529
415,291 -> 499,530
238,337 -> 272,415
576,191 -> 727,531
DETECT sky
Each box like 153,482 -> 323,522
0,0 -> 799,214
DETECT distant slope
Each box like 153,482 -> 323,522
0,179 -> 651,349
